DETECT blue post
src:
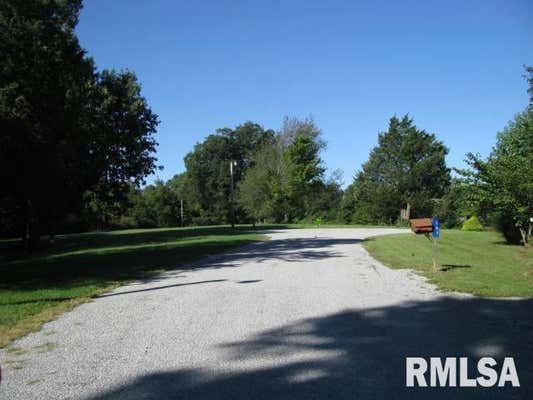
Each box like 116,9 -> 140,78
431,217 -> 440,270
432,217 -> 440,238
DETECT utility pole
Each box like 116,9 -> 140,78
180,199 -> 184,227
230,160 -> 236,229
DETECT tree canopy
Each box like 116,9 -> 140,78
0,0 -> 159,247
465,111 -> 533,245
237,117 -> 331,223
345,115 -> 450,224
183,122 -> 275,224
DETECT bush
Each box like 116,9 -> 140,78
462,215 -> 484,231
489,211 -> 523,245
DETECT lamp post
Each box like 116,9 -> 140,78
230,160 -> 237,229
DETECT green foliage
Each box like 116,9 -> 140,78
0,0 -> 159,246
465,109 -> 533,244
184,122 -> 274,224
462,215 -> 484,231
314,217 -> 322,228
285,134 -> 325,220
526,66 -> 533,107
70,118 -> 334,231
340,183 -> 358,223
237,145 -> 277,224
307,170 -> 344,223
237,117 -> 337,224
346,115 -> 450,224
435,179 -> 477,228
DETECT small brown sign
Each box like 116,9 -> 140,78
409,218 -> 433,234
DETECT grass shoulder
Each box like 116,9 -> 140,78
363,230 -> 533,297
0,226 -> 266,348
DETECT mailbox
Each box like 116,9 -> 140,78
409,218 -> 433,234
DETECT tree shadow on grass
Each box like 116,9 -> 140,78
441,264 -> 472,271
0,225 -> 293,261
84,296 -> 533,400
0,239 -> 257,290
0,235 -> 357,291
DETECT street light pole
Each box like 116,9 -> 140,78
230,160 -> 236,229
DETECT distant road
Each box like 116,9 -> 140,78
1,228 -> 531,399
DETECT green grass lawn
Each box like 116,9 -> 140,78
364,230 -> 533,297
0,226 -> 266,347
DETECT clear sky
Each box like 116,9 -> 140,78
76,0 -> 533,186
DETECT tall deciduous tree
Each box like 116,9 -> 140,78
463,67 -> 533,246
465,111 -> 533,246
0,0 -> 159,248
238,117 -> 328,223
1,0 -> 93,245
285,134 -> 325,220
237,146 -> 277,225
184,122 -> 274,224
84,70 -> 159,211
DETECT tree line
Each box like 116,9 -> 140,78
89,118 -> 343,229
77,84 -> 532,248
1,1 -> 531,247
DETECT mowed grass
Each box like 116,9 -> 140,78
0,226 -> 266,347
364,230 -> 533,297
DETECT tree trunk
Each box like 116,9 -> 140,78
519,226 -> 529,247
49,222 -> 56,245
405,202 -> 411,221
23,200 -> 40,253
23,201 -> 31,253
29,220 -> 40,251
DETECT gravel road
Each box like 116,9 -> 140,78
1,228 -> 531,399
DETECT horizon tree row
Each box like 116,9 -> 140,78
111,118 -> 343,228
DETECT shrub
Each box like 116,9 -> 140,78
489,211 -> 523,245
462,215 -> 484,231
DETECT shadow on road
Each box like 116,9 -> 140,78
193,237 -> 361,268
108,237 -> 358,290
86,296 -> 532,400
96,279 -> 228,298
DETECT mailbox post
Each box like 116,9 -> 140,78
409,217 -> 441,271
431,217 -> 440,271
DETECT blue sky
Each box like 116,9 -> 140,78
76,0 -> 533,186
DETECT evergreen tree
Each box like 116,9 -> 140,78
348,115 -> 450,224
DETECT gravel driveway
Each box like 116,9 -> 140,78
1,228 -> 531,399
